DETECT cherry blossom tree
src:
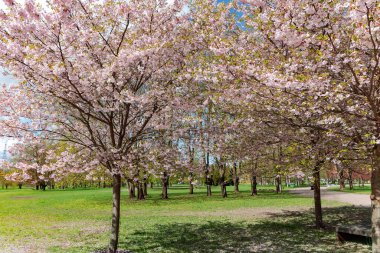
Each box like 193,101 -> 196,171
3,169 -> 24,189
189,0 -> 374,232
5,139 -> 57,190
0,0 -> 199,251
235,0 -> 380,250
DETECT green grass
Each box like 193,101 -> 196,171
0,184 -> 371,253
328,185 -> 371,194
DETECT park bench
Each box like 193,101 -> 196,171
336,225 -> 372,245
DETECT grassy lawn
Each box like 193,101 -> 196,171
328,185 -> 371,195
0,184 -> 372,253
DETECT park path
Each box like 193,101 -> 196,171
289,187 -> 371,207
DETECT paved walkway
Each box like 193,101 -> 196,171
289,187 -> 371,207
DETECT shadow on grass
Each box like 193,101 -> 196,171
120,206 -> 372,253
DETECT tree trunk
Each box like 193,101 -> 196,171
251,161 -> 258,196
233,162 -> 239,193
189,172 -> 194,194
348,168 -> 354,190
143,174 -> 148,197
275,175 -> 282,194
313,162 -> 324,229
218,171 -> 227,198
251,175 -> 257,196
127,179 -> 135,200
108,174 -> 121,253
372,199 -> 380,253
161,172 -> 169,199
205,171 -> 212,196
143,181 -> 148,197
162,183 -> 168,199
371,144 -> 380,253
137,182 -> 145,200
205,152 -> 212,196
339,166 -> 345,190
221,182 -> 227,198
206,184 -> 212,196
